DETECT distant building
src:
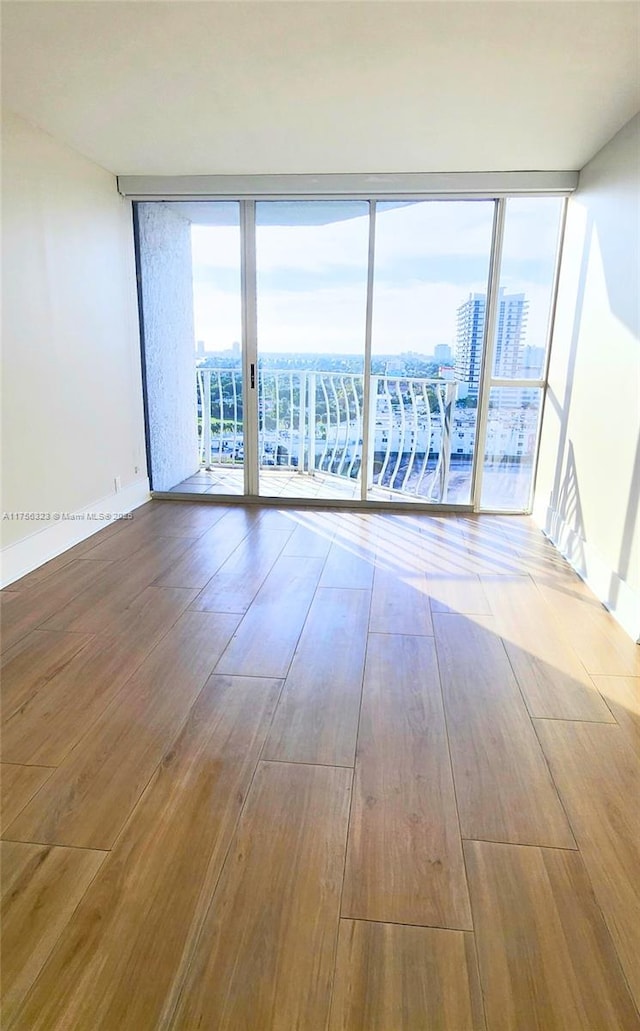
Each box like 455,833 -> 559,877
232,341 -> 240,355
438,365 -> 456,381
434,343 -> 453,363
455,293 -> 486,397
196,339 -> 205,356
383,357 -> 406,375
455,289 -> 528,398
493,291 -> 527,378
521,345 -> 546,378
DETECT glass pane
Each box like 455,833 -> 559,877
255,201 -> 369,500
370,200 -> 495,504
480,386 -> 542,510
492,198 -> 563,379
190,203 -> 243,495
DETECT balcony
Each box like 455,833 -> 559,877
170,367 -> 467,503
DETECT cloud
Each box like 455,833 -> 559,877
191,197 -> 563,355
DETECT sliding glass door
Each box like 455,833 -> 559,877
190,203 -> 244,496
369,200 -> 495,504
136,194 -> 565,512
254,201 -> 370,500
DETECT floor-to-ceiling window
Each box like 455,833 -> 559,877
370,200 -> 495,504
191,203 -> 244,497
478,197 -> 565,511
255,201 -> 370,500
134,191 -> 565,513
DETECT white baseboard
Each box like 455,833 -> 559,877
533,502 -> 640,643
1,479 -> 151,588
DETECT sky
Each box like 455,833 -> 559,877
190,197 -> 563,357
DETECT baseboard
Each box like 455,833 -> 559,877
533,502 -> 640,643
0,479 -> 151,588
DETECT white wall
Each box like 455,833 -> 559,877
534,113 -> 640,640
137,204 -> 199,491
1,111 -> 149,582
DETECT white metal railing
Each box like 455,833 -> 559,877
196,367 -> 457,501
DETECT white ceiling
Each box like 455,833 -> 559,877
2,1 -> 639,176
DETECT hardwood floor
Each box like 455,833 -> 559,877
341,632 -> 472,929
7,611 -> 241,849
0,840 -> 106,1025
329,920 -> 486,1031
171,761 -> 351,1029
433,613 -> 576,848
263,586 -> 370,766
1,500 -> 638,1030
465,840 -> 639,1030
534,719 -> 640,1011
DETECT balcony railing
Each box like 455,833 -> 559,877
196,367 -> 458,502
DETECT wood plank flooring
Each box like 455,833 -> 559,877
0,558 -> 114,650
7,611 -> 241,849
329,920 -> 486,1031
214,555 -> 324,678
480,574 -> 615,721
1,501 -> 638,1030
263,586 -> 370,765
9,674 -> 282,1031
1,587 -> 198,766
433,613 -> 576,847
590,674 -> 640,750
0,764 -> 54,829
342,632 -> 472,929
0,840 -> 106,1025
534,719 -> 640,1011
465,840 -> 639,1030
171,761 -> 351,1029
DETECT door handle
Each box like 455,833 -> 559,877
250,363 -> 256,389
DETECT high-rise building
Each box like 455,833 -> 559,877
455,293 -> 486,397
521,344 -> 546,378
493,291 -> 527,378
454,289 -> 528,397
434,343 -> 453,363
